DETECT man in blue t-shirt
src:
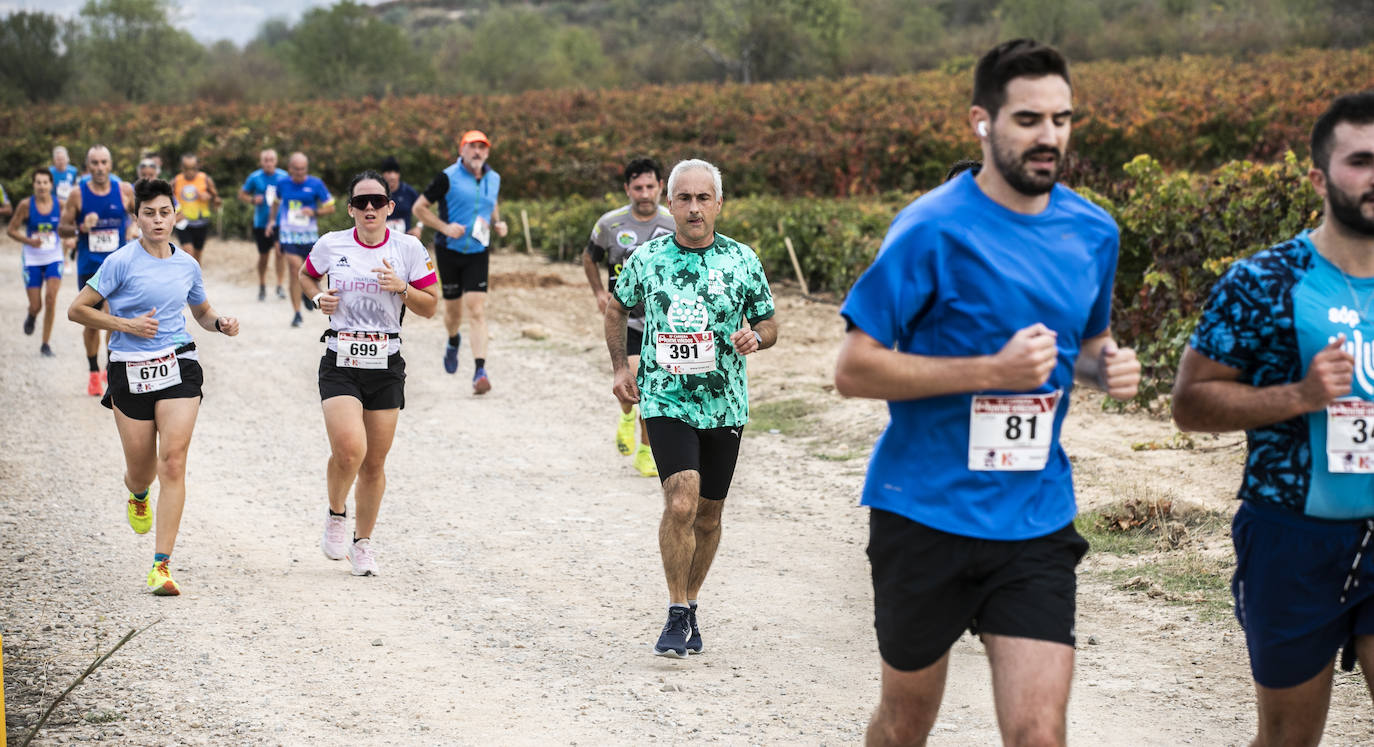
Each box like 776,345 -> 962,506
379,156 -> 422,239
1173,92 -> 1374,745
834,40 -> 1140,746
238,148 -> 287,301
412,130 -> 509,394
266,151 -> 334,328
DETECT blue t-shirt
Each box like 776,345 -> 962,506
422,162 -> 500,254
275,175 -> 332,246
390,182 -> 419,231
241,168 -> 285,229
49,165 -> 79,200
88,240 -> 206,358
840,171 -> 1120,541
1190,232 -> 1374,520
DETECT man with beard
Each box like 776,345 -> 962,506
1172,91 -> 1374,745
584,157 -> 675,476
834,39 -> 1140,746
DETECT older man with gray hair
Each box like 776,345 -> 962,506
605,158 -> 779,658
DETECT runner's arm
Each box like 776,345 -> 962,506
314,196 -> 335,217
188,300 -> 238,336
266,199 -> 280,236
1075,329 -> 1141,401
0,193 -> 10,219
753,318 -> 778,350
236,185 -> 256,206
401,279 -> 439,318
834,324 -> 1055,400
67,285 -> 140,333
6,200 -> 34,246
582,245 -> 608,308
605,298 -> 631,373
411,195 -> 445,232
58,189 -> 82,238
122,183 -> 137,239
206,176 -> 222,209
1172,343 -> 1349,432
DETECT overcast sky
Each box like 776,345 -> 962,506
0,0 -> 384,46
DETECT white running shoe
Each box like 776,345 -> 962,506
348,538 -> 379,576
321,512 -> 349,560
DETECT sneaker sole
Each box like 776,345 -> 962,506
687,645 -> 703,655
350,567 -> 377,577
652,646 -> 688,658
473,379 -> 491,395
150,582 -> 180,596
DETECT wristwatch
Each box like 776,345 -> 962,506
752,331 -> 762,347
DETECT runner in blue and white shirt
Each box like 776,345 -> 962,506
1173,91 -> 1374,745
267,151 -> 335,328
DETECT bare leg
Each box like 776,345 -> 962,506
659,470 -> 700,604
149,397 -> 201,557
866,655 -> 950,747
285,253 -> 304,312
1250,658 -> 1336,747
353,408 -> 399,539
983,634 -> 1074,747
114,407 -> 158,495
25,286 -> 41,318
444,297 -> 464,338
41,277 -> 59,345
464,291 -> 488,360
1359,635 -> 1374,704
685,497 -> 723,600
321,396 -> 366,514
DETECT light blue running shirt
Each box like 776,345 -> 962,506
88,240 -> 207,360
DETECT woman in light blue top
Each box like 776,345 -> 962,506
68,178 -> 240,597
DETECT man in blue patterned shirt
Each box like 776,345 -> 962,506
1174,90 -> 1374,745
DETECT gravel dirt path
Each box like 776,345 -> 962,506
2,238 -> 1371,745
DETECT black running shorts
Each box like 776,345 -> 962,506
643,417 -> 744,500
435,250 -> 489,299
867,508 -> 1088,672
627,327 -> 644,358
176,224 -> 209,250
252,226 -> 277,254
318,349 -> 406,410
102,356 -> 204,421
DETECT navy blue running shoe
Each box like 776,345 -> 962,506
443,344 -> 459,374
687,603 -> 703,654
654,607 -> 691,658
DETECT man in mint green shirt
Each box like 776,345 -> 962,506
606,158 -> 778,658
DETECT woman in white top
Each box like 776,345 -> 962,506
299,170 -> 439,576
68,178 -> 240,596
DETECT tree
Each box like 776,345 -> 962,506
69,0 -> 205,102
0,11 -> 74,103
277,1 -> 427,98
697,0 -> 853,83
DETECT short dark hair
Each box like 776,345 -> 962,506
972,39 -> 1071,119
1311,90 -> 1374,173
944,159 -> 981,182
348,170 -> 391,201
32,168 -> 52,184
624,157 -> 663,185
380,155 -> 401,173
180,152 -> 196,163
133,178 -> 175,211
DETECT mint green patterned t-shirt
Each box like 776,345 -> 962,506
613,232 -> 775,429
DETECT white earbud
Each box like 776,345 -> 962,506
977,121 -> 989,137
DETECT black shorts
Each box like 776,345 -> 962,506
435,250 -> 489,299
252,227 -> 277,254
176,224 -> 209,250
867,509 -> 1089,672
643,417 -> 744,500
102,356 -> 204,421
318,350 -> 406,410
627,327 -> 644,357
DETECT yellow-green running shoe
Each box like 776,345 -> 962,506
127,494 -> 152,534
633,444 -> 658,477
146,560 -> 180,596
616,409 -> 636,456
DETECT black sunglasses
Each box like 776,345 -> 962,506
349,194 -> 389,210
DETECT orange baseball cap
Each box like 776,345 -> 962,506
460,130 -> 490,147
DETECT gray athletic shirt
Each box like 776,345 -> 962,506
587,204 -> 675,332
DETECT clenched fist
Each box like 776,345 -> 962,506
1099,340 -> 1141,401
992,323 -> 1058,391
1299,335 -> 1354,411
